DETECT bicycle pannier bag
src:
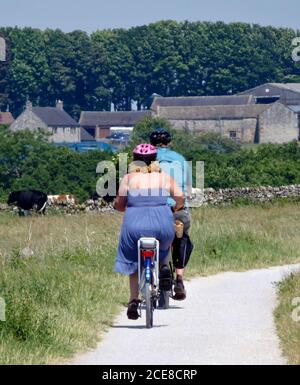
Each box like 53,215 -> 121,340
172,233 -> 194,269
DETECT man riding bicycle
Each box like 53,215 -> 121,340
150,128 -> 193,301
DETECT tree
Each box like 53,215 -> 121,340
130,116 -> 173,147
5,27 -> 50,115
1,22 -> 300,118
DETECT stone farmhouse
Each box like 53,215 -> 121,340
79,110 -> 150,140
10,101 -> 81,143
151,93 -> 299,144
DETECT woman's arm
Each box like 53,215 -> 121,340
114,175 -> 128,212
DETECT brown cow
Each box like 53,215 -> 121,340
47,195 -> 77,205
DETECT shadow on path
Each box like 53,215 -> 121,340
111,324 -> 168,330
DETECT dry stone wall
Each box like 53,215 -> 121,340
192,184 -> 300,206
1,185 -> 299,214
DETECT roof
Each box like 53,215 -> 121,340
288,105 -> 300,113
151,95 -> 254,110
157,104 -> 273,121
269,83 -> 300,93
240,83 -> 300,95
80,110 -> 150,128
0,112 -> 14,125
81,127 -> 95,141
32,107 -> 79,127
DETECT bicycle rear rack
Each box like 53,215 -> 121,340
138,237 -> 160,295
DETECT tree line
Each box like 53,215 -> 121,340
0,21 -> 300,118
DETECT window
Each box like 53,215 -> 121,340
53,127 -> 58,134
71,127 -> 76,135
256,96 -> 280,104
229,131 -> 237,140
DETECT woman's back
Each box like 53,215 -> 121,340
127,187 -> 169,207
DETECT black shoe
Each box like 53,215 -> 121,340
159,265 -> 172,291
127,299 -> 140,320
173,276 -> 186,301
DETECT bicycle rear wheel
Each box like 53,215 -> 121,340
145,283 -> 154,328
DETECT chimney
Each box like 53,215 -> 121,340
56,100 -> 64,110
26,101 -> 32,111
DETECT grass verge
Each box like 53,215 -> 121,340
0,200 -> 300,364
274,272 -> 300,365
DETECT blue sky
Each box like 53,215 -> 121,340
0,0 -> 299,32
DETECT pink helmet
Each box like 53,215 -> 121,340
133,143 -> 157,156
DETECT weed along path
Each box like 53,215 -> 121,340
71,264 -> 300,365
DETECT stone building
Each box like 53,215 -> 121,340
10,101 -> 81,143
79,110 -> 150,140
153,101 -> 298,144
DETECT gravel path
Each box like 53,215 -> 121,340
71,263 -> 300,365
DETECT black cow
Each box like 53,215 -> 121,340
91,191 -> 116,204
7,190 -> 48,215
91,179 -> 119,204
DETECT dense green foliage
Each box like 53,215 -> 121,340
0,125 -> 111,202
0,21 -> 299,117
1,121 -> 300,203
179,134 -> 300,188
131,117 -> 300,189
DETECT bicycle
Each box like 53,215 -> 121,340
138,237 -> 159,328
138,237 -> 173,328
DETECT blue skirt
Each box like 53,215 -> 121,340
115,191 -> 175,275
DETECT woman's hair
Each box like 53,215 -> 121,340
129,159 -> 161,174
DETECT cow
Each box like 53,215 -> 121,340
92,178 -> 120,204
91,190 -> 117,204
47,195 -> 77,205
7,190 -> 48,215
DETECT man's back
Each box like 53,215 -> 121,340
156,147 -> 191,204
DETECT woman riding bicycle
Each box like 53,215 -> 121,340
114,144 -> 185,320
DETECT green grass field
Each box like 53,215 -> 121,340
275,272 -> 300,365
0,201 -> 300,364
